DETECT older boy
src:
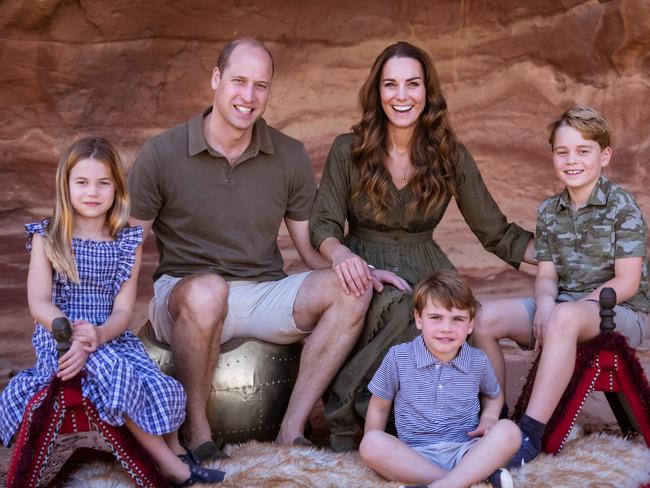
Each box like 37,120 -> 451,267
473,107 -> 649,467
360,270 -> 521,488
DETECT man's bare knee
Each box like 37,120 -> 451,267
170,273 -> 228,332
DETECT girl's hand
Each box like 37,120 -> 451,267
468,416 -> 497,437
57,339 -> 89,381
331,248 -> 372,297
370,269 -> 412,293
533,298 -> 555,350
73,320 -> 100,352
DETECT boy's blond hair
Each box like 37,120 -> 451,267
412,270 -> 479,320
547,106 -> 611,150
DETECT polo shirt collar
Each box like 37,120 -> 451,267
187,106 -> 275,158
413,336 -> 471,373
556,175 -> 611,211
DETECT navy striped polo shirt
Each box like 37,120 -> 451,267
368,336 -> 500,447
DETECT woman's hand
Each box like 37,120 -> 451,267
72,320 -> 101,352
57,339 -> 89,381
370,268 -> 412,293
331,248 -> 372,297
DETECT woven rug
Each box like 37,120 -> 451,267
61,432 -> 650,487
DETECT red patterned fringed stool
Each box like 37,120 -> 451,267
514,288 -> 650,458
6,318 -> 166,488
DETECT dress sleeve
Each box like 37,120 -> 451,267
454,145 -> 533,269
309,134 -> 352,250
25,219 -> 49,253
113,225 -> 144,293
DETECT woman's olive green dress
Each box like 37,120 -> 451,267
309,133 -> 532,451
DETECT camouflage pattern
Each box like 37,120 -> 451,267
535,175 -> 649,313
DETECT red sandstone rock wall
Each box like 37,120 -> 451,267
1,0 -> 649,373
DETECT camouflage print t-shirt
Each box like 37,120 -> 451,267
535,175 -> 649,313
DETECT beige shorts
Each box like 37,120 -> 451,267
150,272 -> 312,346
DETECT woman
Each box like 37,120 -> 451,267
309,41 -> 535,452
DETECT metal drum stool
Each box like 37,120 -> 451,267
140,322 -> 302,444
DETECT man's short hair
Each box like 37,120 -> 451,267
547,106 -> 611,150
412,270 -> 479,320
216,38 -> 274,76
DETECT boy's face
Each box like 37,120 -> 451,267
414,298 -> 473,363
552,125 -> 612,201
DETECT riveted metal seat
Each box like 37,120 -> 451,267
140,322 -> 302,444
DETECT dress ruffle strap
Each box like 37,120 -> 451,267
24,219 -> 50,253
113,226 -> 143,294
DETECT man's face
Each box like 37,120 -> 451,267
211,43 -> 273,132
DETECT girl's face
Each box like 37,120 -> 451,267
379,56 -> 426,132
68,158 -> 116,220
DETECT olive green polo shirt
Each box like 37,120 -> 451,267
535,175 -> 649,313
128,107 -> 317,282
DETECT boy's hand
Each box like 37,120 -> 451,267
468,416 -> 497,437
57,339 -> 89,381
72,320 -> 100,352
533,298 -> 555,350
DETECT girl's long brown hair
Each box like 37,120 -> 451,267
351,42 -> 460,218
46,137 -> 129,283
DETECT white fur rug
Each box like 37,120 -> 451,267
60,433 -> 650,487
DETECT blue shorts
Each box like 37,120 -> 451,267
412,438 -> 480,470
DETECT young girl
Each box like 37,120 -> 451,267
0,137 -> 225,486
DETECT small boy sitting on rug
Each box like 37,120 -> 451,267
472,106 -> 649,468
359,270 -> 521,488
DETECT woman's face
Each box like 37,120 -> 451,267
379,56 -> 426,131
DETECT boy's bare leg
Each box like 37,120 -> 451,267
525,301 -> 601,422
168,273 -> 228,450
276,269 -> 372,444
359,430 -> 448,485
430,420 -> 521,488
473,299 -> 534,390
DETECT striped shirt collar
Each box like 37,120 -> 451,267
414,335 -> 471,373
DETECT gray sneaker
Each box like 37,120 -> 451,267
487,467 -> 513,488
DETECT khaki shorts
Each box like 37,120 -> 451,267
520,293 -> 649,349
150,272 -> 312,346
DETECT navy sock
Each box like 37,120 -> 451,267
518,414 -> 546,450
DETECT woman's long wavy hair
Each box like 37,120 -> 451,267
46,137 -> 129,283
351,42 -> 460,219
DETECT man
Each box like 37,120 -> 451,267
128,38 -> 372,460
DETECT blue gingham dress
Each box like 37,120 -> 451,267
0,220 -> 186,446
